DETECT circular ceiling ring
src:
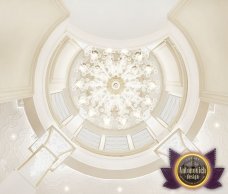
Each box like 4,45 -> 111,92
30,20 -> 202,179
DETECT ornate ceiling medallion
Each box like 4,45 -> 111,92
69,47 -> 162,130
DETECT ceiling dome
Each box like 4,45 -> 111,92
4,0 -> 204,182
22,0 -> 204,177
64,0 -> 179,41
1,1 -> 228,193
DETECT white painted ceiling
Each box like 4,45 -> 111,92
2,102 -> 228,194
64,0 -> 179,40
1,1 -> 228,193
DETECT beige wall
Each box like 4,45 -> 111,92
0,0 -> 68,103
170,0 -> 228,104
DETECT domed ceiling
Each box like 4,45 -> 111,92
64,0 -> 179,40
29,0 -> 195,177
1,0 -> 228,194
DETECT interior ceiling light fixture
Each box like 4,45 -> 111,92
70,47 -> 162,130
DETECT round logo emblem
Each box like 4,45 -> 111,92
174,153 -> 211,189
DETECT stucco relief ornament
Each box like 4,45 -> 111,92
161,149 -> 224,189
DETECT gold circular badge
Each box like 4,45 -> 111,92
174,153 -> 211,189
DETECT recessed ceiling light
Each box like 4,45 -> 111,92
214,122 -> 220,128
10,133 -> 17,141
64,186 -> 70,192
117,186 -> 123,193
